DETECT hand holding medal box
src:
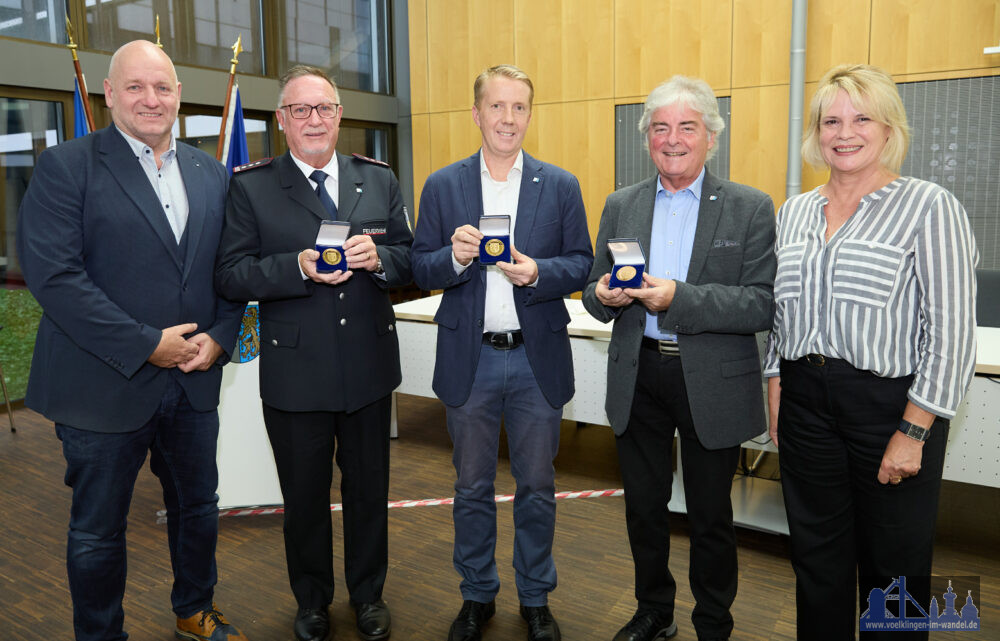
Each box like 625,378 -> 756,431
315,220 -> 351,273
607,238 -> 645,289
478,215 -> 511,265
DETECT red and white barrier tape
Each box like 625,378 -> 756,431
210,488 -> 624,519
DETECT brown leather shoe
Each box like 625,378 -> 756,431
175,604 -> 248,641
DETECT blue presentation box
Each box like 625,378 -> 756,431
315,220 -> 351,272
479,215 -> 511,265
607,238 -> 645,289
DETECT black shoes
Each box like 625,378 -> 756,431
612,610 -> 677,641
447,600 -> 496,641
353,600 -> 392,641
294,607 -> 330,641
520,605 -> 561,641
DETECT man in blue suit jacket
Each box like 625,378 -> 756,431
411,65 -> 593,641
16,41 -> 246,641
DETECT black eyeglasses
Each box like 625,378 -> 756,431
281,103 -> 340,119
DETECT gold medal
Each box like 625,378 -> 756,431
322,248 -> 342,265
616,265 -> 637,282
484,238 -> 505,257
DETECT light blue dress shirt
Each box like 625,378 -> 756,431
644,167 -> 705,340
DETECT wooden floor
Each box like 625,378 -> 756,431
0,395 -> 996,641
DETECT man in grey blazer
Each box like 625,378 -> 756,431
582,76 -> 775,641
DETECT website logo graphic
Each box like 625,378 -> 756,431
860,576 -> 981,632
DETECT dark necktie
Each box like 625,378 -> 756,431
310,169 -> 338,220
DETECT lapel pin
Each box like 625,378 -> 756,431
709,195 -> 718,201
533,177 -> 540,183
356,186 -> 363,193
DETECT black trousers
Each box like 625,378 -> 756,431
616,347 -> 740,639
263,394 -> 391,609
778,357 -> 948,641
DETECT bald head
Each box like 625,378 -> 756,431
104,40 -> 181,156
108,40 -> 178,86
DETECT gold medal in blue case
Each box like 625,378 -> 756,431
315,220 -> 351,272
607,238 -> 645,289
479,215 -> 511,264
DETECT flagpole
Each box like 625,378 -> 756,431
65,16 -> 96,134
216,35 -> 243,162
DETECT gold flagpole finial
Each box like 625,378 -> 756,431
155,15 -> 163,48
228,34 -> 243,74
65,15 -> 79,60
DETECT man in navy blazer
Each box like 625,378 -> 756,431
16,41 -> 245,641
411,65 -> 593,641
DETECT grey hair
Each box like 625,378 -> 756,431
277,65 -> 340,111
638,75 -> 724,159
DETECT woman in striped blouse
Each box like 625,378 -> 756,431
763,64 -> 978,640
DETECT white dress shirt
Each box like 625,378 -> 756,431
117,126 -> 189,243
453,150 -> 525,332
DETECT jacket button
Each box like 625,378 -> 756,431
388,324 -> 394,332
632,359 -> 637,366
271,339 -> 278,346
339,292 -> 345,300
477,319 -> 483,327
340,318 -> 347,326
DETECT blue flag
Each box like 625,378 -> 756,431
73,77 -> 90,138
222,84 -> 250,174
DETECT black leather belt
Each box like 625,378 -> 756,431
483,330 -> 524,350
641,336 -> 680,355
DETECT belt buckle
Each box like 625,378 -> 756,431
490,332 -> 513,350
806,353 -> 826,366
657,340 -> 678,355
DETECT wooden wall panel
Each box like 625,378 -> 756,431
426,1 -> 515,114
408,0 -> 429,115
731,83 -> 830,209
427,110 -> 482,175
731,85 -> 790,207
732,0 -> 792,88
614,0 -> 733,99
524,100 -> 616,241
514,0 -> 614,104
870,0 -> 1000,76
411,114 -> 432,219
804,0 -> 871,81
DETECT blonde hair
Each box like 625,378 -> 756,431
802,64 -> 910,172
473,64 -> 534,109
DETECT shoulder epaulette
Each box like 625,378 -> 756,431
233,157 -> 273,173
351,153 -> 390,168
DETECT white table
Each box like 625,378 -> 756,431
392,294 -> 788,533
392,296 -> 1000,534
214,301 -> 1000,514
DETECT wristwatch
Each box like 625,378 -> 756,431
374,257 -> 385,275
898,419 -> 930,442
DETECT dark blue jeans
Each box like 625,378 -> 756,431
446,343 -> 562,606
57,378 -> 220,641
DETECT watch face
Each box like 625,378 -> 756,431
900,421 -> 930,441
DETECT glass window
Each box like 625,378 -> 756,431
278,0 -> 391,95
337,121 -> 390,163
173,112 -> 272,162
0,0 -> 69,44
85,0 -> 265,76
1,96 -> 64,402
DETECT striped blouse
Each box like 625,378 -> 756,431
763,176 -> 979,419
